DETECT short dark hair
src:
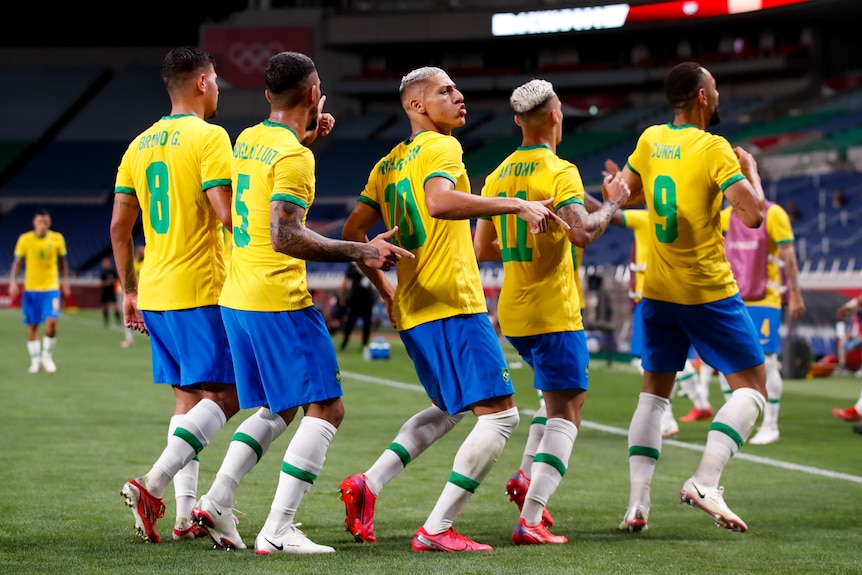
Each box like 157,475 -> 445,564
664,61 -> 705,108
161,46 -> 215,91
265,52 -> 317,106
34,208 -> 50,217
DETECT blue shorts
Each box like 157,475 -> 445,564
745,305 -> 781,355
641,295 -> 764,376
506,331 -> 589,393
221,306 -> 342,413
401,314 -> 514,415
630,301 -> 644,357
142,306 -> 235,388
21,290 -> 60,325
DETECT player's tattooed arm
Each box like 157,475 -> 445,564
270,200 -> 380,262
558,201 -> 617,247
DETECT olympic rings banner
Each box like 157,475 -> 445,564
202,27 -> 314,88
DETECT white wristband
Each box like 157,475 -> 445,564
846,299 -> 860,311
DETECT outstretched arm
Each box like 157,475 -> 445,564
271,200 -> 412,269
109,193 -> 147,334
561,172 -> 630,248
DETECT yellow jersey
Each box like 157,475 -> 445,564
358,130 -> 486,331
626,123 -> 746,305
480,144 -> 585,336
13,230 -> 67,291
218,121 -> 315,312
115,114 -> 232,311
620,208 -> 650,303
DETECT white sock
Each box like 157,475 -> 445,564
209,407 -> 287,508
678,360 -> 710,410
694,387 -> 765,488
626,393 -> 666,511
168,415 -> 198,522
522,417 -> 576,526
761,354 -> 781,428
261,416 -> 336,534
42,336 -> 56,357
717,372 -> 732,402
365,405 -> 463,495
519,405 -> 548,479
27,340 -> 41,363
423,407 -> 519,534
146,399 -> 227,497
661,394 -> 678,428
855,389 -> 862,413
698,361 -> 714,403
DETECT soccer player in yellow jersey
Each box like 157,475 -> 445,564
615,62 -> 768,533
718,202 -> 806,444
339,67 -> 567,552
189,52 -> 410,555
9,208 -> 70,374
110,46 -> 239,544
473,79 -> 630,545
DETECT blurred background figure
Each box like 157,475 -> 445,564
338,261 -> 377,351
99,256 -> 121,328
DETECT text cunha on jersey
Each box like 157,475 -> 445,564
650,143 -> 681,160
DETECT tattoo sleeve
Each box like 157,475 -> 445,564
559,200 -> 618,245
271,200 -> 379,262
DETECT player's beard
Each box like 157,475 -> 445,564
708,105 -> 721,126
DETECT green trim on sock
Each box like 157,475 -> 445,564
676,372 -> 696,382
710,421 -> 744,448
232,432 -> 264,462
193,454 -> 200,462
281,461 -> 317,484
388,442 -> 411,467
448,471 -> 480,493
629,445 -> 660,460
534,452 -> 567,476
173,427 -> 204,454
531,415 -> 548,426
767,398 -> 780,404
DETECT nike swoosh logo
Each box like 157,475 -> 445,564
692,482 -> 706,499
214,508 -> 222,516
265,538 -> 283,551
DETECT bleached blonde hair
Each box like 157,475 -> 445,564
399,66 -> 445,97
510,79 -> 556,114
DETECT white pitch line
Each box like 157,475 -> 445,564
342,370 -> 862,485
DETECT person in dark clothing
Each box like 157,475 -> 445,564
339,262 -> 377,350
99,256 -> 121,327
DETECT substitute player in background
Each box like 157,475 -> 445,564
615,61 -> 767,533
474,79 -> 630,544
718,201 -> 806,444
9,208 -> 70,374
190,51 -> 410,555
110,46 -> 239,543
339,66 -> 565,552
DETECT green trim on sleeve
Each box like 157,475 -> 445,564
625,160 -> 640,177
202,178 -> 231,191
424,171 -> 456,186
776,238 -> 794,245
554,197 -> 583,212
719,173 -> 746,191
115,187 -> 136,195
357,195 -> 381,212
478,215 -> 492,221
271,193 -> 307,209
